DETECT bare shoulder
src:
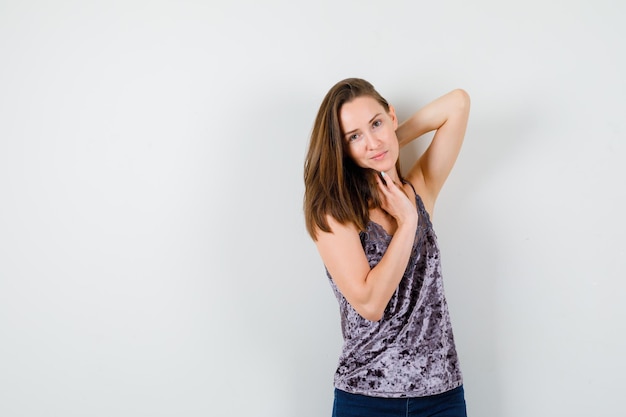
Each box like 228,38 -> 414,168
314,214 -> 371,295
314,215 -> 365,261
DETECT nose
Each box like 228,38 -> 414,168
364,132 -> 381,150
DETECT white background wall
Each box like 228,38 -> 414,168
1,1 -> 624,416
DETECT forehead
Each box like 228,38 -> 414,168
339,96 -> 385,131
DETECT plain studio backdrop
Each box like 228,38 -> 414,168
1,1 -> 624,416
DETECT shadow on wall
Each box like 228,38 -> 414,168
450,100 -> 544,417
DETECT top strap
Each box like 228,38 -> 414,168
401,178 -> 418,197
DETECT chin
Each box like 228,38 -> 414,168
377,162 -> 397,173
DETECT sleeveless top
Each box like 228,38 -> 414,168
326,183 -> 463,398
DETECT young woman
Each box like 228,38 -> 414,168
304,78 -> 470,417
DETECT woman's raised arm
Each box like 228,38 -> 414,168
395,89 -> 470,211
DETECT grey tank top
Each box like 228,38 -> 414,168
327,182 -> 462,398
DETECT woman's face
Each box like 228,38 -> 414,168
339,96 -> 399,174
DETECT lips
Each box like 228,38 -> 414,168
370,151 -> 387,161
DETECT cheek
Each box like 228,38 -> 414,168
388,132 -> 399,151
345,145 -> 366,165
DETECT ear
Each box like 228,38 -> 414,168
388,104 -> 398,130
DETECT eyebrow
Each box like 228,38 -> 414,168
344,113 -> 382,137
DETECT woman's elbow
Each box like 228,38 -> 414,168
348,285 -> 387,321
357,303 -> 385,322
452,88 -> 471,110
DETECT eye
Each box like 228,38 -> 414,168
347,133 -> 361,142
372,119 -> 382,128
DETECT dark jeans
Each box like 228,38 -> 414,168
332,385 -> 467,417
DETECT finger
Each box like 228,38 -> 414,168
375,172 -> 388,190
375,177 -> 393,208
380,171 -> 401,192
375,177 -> 389,201
380,171 -> 392,188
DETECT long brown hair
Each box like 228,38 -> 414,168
304,78 -> 401,240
